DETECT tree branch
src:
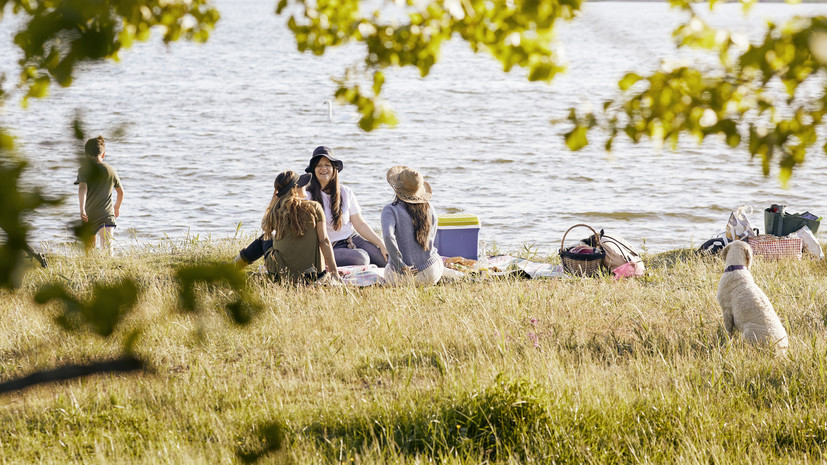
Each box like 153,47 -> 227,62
0,355 -> 146,394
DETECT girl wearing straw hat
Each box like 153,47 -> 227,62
381,166 -> 443,285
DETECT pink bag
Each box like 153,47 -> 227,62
612,261 -> 644,279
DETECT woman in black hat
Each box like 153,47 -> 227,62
234,170 -> 340,282
305,146 -> 388,267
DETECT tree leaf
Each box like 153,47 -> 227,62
564,126 -> 588,151
618,73 -> 643,91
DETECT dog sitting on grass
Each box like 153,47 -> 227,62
717,240 -> 789,354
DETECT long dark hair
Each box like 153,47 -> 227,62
307,159 -> 342,230
262,171 -> 316,240
394,197 -> 432,250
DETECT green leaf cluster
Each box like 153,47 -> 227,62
333,70 -> 398,130
32,262 -> 265,335
4,0 -> 219,105
34,279 -> 139,338
570,1 -> 827,182
19,260 -> 264,391
0,149 -> 61,290
175,262 -> 263,326
278,0 -> 583,130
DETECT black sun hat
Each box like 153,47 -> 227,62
305,146 -> 344,173
276,172 -> 313,197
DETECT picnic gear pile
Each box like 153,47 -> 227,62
432,218 -> 648,279
558,223 -> 645,278
699,204 -> 823,260
433,217 -> 646,280
251,212 -> 652,285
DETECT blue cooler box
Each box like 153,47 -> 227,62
434,214 -> 480,259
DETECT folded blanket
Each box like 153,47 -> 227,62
338,265 -> 386,286
468,255 -> 566,279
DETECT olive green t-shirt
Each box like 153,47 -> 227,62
75,161 -> 122,228
264,201 -> 325,283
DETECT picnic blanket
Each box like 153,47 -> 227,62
486,255 -> 566,278
256,257 -> 565,287
336,256 -> 568,286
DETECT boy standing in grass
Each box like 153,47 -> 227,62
75,135 -> 124,251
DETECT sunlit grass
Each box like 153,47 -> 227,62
1,239 -> 826,463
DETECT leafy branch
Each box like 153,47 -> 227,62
7,0 -> 220,104
565,0 -> 827,182
277,0 -> 583,130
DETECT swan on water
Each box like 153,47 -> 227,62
324,100 -> 359,123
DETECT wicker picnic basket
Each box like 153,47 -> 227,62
747,235 -> 802,260
559,224 -> 605,277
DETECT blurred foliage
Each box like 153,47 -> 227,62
565,0 -> 827,182
9,270 -> 145,392
18,261 -> 263,392
70,216 -> 98,251
276,0 -> 583,130
0,145 -> 61,290
175,262 -> 263,326
34,279 -> 139,338
2,0 -> 219,105
236,420 -> 286,464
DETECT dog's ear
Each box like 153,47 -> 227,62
721,243 -> 730,261
745,242 -> 753,269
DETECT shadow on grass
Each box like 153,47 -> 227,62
300,375 -> 551,462
645,248 -> 704,269
289,376 -> 691,463
240,368 -> 827,463
355,350 -> 446,378
540,322 -> 730,367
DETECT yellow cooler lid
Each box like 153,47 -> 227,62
438,214 -> 480,227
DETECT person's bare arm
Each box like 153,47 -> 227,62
78,183 -> 88,222
351,213 -> 388,260
114,186 -> 124,217
316,220 -> 341,280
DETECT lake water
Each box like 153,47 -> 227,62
2,1 -> 827,254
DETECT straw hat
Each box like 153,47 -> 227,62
386,166 -> 432,204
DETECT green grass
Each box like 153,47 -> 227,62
1,238 -> 826,464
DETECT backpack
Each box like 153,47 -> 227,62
697,235 -> 729,255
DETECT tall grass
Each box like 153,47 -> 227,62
1,239 -> 826,463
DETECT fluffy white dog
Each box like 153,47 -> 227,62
717,240 -> 789,354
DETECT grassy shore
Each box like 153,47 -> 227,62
1,238 -> 826,464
